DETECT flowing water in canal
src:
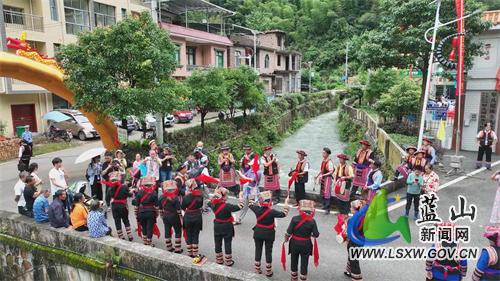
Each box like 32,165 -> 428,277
274,110 -> 345,193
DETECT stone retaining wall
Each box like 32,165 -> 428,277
341,99 -> 405,169
0,138 -> 19,161
0,211 -> 267,281
340,99 -> 407,193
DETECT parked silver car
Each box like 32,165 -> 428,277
55,109 -> 99,141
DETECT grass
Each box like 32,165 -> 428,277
33,142 -> 78,156
389,133 -> 418,147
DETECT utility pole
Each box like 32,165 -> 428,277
149,0 -> 164,145
417,1 -> 479,149
417,0 -> 441,149
308,61 -> 313,93
345,43 -> 349,87
253,30 -> 257,71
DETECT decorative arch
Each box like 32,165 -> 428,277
0,52 -> 119,150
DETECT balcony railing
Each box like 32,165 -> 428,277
130,0 -> 149,7
3,10 -> 44,32
187,64 -> 212,72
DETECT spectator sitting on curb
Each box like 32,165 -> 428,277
87,199 -> 112,238
48,190 -> 69,228
33,189 -> 50,223
70,193 -> 88,232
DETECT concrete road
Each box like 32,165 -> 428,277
0,144 -> 497,281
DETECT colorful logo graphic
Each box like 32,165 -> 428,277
348,189 -> 412,246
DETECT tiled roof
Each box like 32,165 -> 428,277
160,22 -> 233,46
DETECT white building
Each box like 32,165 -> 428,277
460,10 -> 500,153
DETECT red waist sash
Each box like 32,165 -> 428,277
112,199 -> 127,205
291,234 -> 311,241
256,223 -> 275,229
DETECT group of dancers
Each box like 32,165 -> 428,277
100,138 -> 498,281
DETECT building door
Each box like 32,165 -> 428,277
11,104 -> 37,133
275,78 -> 283,94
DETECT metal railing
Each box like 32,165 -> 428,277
186,64 -> 212,71
130,0 -> 149,7
3,10 -> 44,32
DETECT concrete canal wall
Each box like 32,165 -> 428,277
0,210 -> 267,281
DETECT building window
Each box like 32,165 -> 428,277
53,43 -> 61,56
49,0 -> 59,21
64,0 -> 90,34
175,45 -> 181,66
52,94 -> 70,109
277,55 -> 281,66
3,5 -> 24,25
187,47 -> 196,66
94,2 -> 115,27
277,35 -> 282,47
121,8 -> 127,19
264,54 -> 270,69
292,55 -> 296,70
216,50 -> 224,68
235,51 -> 241,67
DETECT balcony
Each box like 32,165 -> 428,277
186,64 -> 212,72
3,9 -> 44,32
160,22 -> 232,46
130,0 -> 149,7
483,10 -> 500,26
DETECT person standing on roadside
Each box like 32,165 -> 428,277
18,140 -> 32,172
422,164 -> 440,194
86,155 -> 103,200
476,122 -> 497,170
143,149 -> 162,184
21,125 -> 33,151
289,150 -> 309,206
102,152 -> 121,207
405,167 -> 424,220
23,176 -> 39,218
14,171 -> 29,216
159,145 -> 175,183
49,157 -> 68,199
315,148 -> 334,214
115,150 -> 128,175
28,163 -> 43,189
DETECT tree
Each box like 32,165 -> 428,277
187,68 -> 230,132
353,0 -> 489,92
364,68 -> 399,105
223,66 -> 266,118
376,78 -> 421,121
57,12 -> 179,122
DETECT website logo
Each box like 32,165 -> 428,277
347,189 -> 412,246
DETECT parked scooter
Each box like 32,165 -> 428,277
47,124 -> 72,142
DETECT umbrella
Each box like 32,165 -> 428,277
75,147 -> 107,164
42,111 -> 72,122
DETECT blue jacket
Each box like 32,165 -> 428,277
33,196 -> 49,223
